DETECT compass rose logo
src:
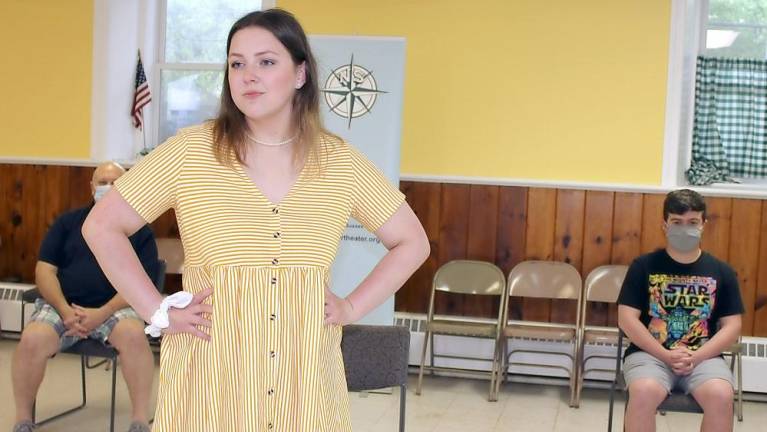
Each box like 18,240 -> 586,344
321,54 -> 387,129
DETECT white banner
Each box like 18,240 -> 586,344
309,35 -> 406,325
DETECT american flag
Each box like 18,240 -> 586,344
132,54 -> 151,129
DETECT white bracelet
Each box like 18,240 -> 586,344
144,291 -> 194,337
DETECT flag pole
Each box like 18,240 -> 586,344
141,109 -> 148,155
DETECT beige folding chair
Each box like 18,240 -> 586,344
574,264 -> 628,407
415,260 -> 506,401
156,237 -> 184,275
495,260 -> 582,407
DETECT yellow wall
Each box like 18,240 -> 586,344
281,0 -> 671,184
0,0 -> 93,159
0,1 -> 671,184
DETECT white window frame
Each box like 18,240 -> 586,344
663,0 -> 767,192
150,0 -> 274,149
89,0 -> 274,164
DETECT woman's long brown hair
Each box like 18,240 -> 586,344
212,8 -> 336,173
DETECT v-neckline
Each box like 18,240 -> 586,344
233,161 -> 307,207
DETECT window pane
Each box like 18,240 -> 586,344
706,0 -> 767,59
159,70 -> 224,142
705,26 -> 767,58
165,0 -> 262,63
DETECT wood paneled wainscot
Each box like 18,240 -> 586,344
2,164 -> 766,336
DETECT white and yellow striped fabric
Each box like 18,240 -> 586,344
114,124 -> 404,432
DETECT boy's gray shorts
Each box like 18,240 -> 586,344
623,351 -> 734,394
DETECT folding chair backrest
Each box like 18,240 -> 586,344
156,238 -> 184,274
584,265 -> 628,303
433,260 -> 506,297
507,260 -> 581,300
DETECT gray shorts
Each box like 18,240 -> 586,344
30,298 -> 142,351
623,351 -> 734,395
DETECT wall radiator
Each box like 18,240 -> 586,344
3,290 -> 765,395
394,312 -> 767,395
0,282 -> 35,333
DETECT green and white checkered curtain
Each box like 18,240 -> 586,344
687,56 -> 767,185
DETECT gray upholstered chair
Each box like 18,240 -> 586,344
342,324 -> 410,432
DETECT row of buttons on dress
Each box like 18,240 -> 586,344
268,206 -> 280,430
271,206 -> 280,265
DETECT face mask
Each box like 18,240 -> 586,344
666,224 -> 702,253
94,185 -> 111,202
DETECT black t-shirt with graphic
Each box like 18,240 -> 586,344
617,249 -> 744,357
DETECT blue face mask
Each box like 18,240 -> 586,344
94,185 -> 111,202
666,224 -> 702,253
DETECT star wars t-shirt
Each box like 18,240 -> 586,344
617,249 -> 744,357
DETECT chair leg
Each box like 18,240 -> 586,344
429,332 -> 435,376
494,338 -> 507,398
416,330 -> 430,395
399,384 -> 406,432
607,380 -> 616,431
488,339 -> 500,402
34,354 -> 88,427
737,353 -> 743,422
575,339 -> 586,408
110,357 -> 118,432
569,340 -> 579,408
21,302 -> 27,336
81,354 -> 87,406
607,350 -> 623,431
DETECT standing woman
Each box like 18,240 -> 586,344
83,8 -> 429,432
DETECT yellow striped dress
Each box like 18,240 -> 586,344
114,124 -> 404,432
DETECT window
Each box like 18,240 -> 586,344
154,0 -> 265,144
705,1 -> 767,59
690,0 -> 767,185
664,0 -> 767,189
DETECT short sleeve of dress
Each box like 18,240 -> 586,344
349,146 -> 405,233
114,132 -> 187,224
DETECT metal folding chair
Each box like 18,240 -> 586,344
415,260 -> 507,401
19,260 -> 166,432
574,265 -> 628,406
496,260 -> 583,407
606,330 -> 743,431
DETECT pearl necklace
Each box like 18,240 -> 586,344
245,133 -> 297,147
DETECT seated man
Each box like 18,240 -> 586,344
618,189 -> 743,432
12,162 -> 158,432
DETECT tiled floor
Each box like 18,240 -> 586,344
0,338 -> 764,431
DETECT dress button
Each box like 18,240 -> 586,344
271,277 -> 277,284
270,351 -> 276,358
272,207 -> 279,214
267,389 -> 274,395
273,232 -> 281,238
268,422 -> 273,429
272,258 -> 279,265
270,313 -> 276,321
